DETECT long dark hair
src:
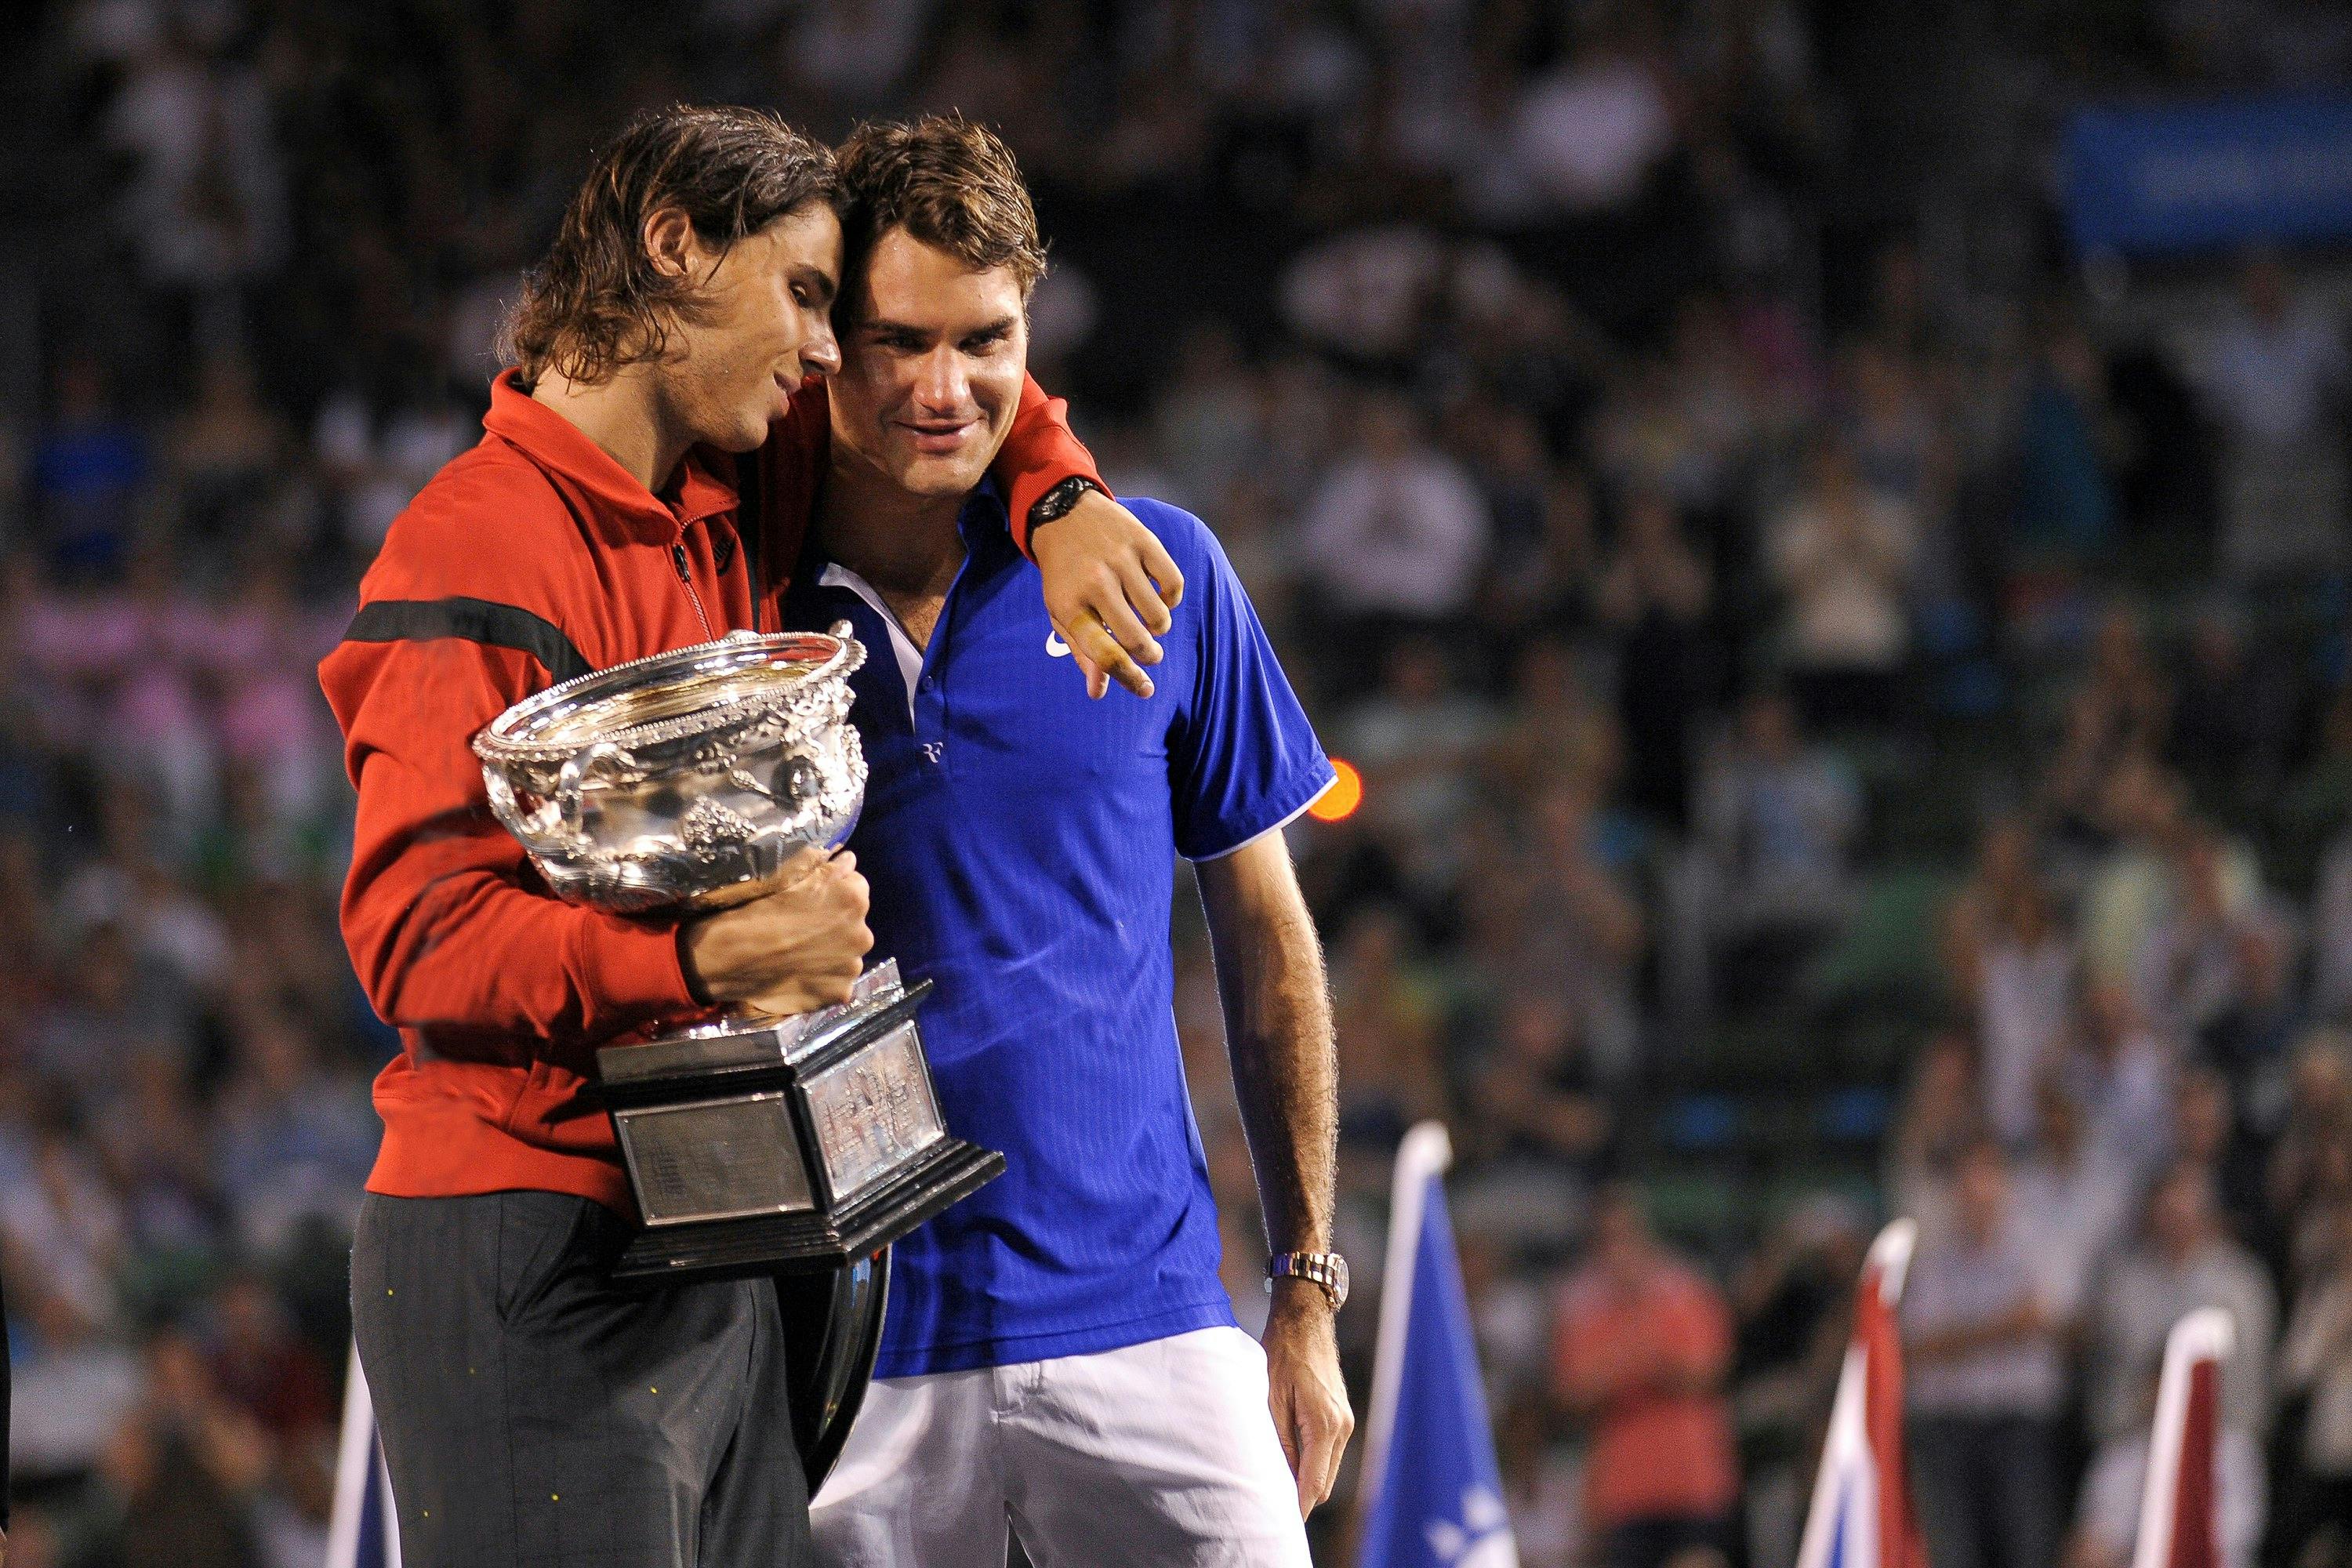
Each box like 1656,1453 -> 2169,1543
504,105 -> 837,387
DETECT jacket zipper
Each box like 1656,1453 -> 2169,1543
673,542 -> 714,641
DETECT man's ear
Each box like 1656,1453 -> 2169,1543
642,206 -> 699,281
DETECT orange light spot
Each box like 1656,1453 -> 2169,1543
1308,758 -> 1363,822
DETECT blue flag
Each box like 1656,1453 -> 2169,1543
327,1342 -> 403,1568
1358,1123 -> 1518,1568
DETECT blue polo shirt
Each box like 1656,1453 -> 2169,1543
780,488 -> 1332,1377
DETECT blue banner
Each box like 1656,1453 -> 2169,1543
1359,1124 -> 1518,1568
2066,96 -> 2352,254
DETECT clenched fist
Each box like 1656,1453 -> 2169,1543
680,847 -> 873,1016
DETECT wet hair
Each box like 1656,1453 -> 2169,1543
504,105 -> 838,387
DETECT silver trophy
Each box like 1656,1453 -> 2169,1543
473,627 -> 1003,1480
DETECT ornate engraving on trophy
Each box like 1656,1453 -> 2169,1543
805,1022 -> 948,1202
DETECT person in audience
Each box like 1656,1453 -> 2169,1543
2061,978 -> 2176,1184
1944,817 -> 2074,1148
2188,251 -> 2350,588
1328,907 -> 1452,1162
1467,992 -> 1614,1175
1483,635 -> 1622,810
1889,1031 -> 1988,1243
2009,1073 -> 2134,1334
5,1275 -> 143,1491
2170,1064 -> 2268,1251
2008,307 -> 2119,590
2165,604 -> 2293,811
1729,1198 -> 1864,1568
1298,389 -> 1493,659
1338,635 -> 1501,892
2043,623 -> 2170,852
2278,1181 -> 2352,1568
1688,688 -> 1860,1004
1519,779 -> 1649,1083
1552,1186 -> 1740,1568
2084,1163 -> 2275,1457
2078,757 -> 2239,993
93,1330 -> 270,1568
1767,430 -> 1917,731
1905,1140 -> 2067,1568
2194,907 -> 2302,1096
2270,1033 -> 2352,1250
2134,827 -> 2290,1052
27,354 -> 151,585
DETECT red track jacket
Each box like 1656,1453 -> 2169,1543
320,369 -> 1102,1210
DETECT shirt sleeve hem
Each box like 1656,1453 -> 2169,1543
1180,764 -> 1338,862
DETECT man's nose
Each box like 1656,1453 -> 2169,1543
913,347 -> 968,411
799,317 -> 841,379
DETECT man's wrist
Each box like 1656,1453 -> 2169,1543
1268,1275 -> 1338,1316
1266,1250 -> 1348,1312
1025,475 -> 1102,535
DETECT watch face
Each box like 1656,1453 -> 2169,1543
1327,1255 -> 1350,1305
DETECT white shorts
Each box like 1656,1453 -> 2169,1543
811,1325 -> 1312,1567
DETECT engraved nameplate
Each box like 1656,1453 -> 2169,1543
615,1091 -> 817,1226
804,1022 -> 947,1203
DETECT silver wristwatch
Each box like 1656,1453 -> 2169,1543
1265,1250 -> 1349,1311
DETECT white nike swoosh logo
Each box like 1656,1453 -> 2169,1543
1045,631 -> 1071,658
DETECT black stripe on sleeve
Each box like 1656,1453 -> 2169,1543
343,597 -> 592,684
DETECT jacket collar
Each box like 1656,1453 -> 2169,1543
483,368 -> 739,537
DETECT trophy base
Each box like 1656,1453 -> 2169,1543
610,1138 -> 1005,1284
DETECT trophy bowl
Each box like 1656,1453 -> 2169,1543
472,630 -> 869,913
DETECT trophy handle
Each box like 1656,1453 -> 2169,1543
781,1246 -> 891,1490
555,741 -> 626,838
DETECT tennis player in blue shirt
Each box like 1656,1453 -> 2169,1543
780,117 -> 1352,1566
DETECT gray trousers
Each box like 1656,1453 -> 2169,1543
350,1191 -> 813,1568
1911,1413 -> 2063,1568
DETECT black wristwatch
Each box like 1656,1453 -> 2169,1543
1027,475 -> 1102,534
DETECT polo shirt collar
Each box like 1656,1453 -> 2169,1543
956,478 -> 1012,556
483,368 -> 739,537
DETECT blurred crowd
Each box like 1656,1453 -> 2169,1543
5,2 -> 2352,1566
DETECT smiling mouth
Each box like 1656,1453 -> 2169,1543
899,421 -> 977,451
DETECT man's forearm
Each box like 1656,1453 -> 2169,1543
1200,829 -> 1357,1516
1196,833 -> 1338,1256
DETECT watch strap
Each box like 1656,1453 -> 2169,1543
1025,475 -> 1101,533
1265,1250 -> 1348,1310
